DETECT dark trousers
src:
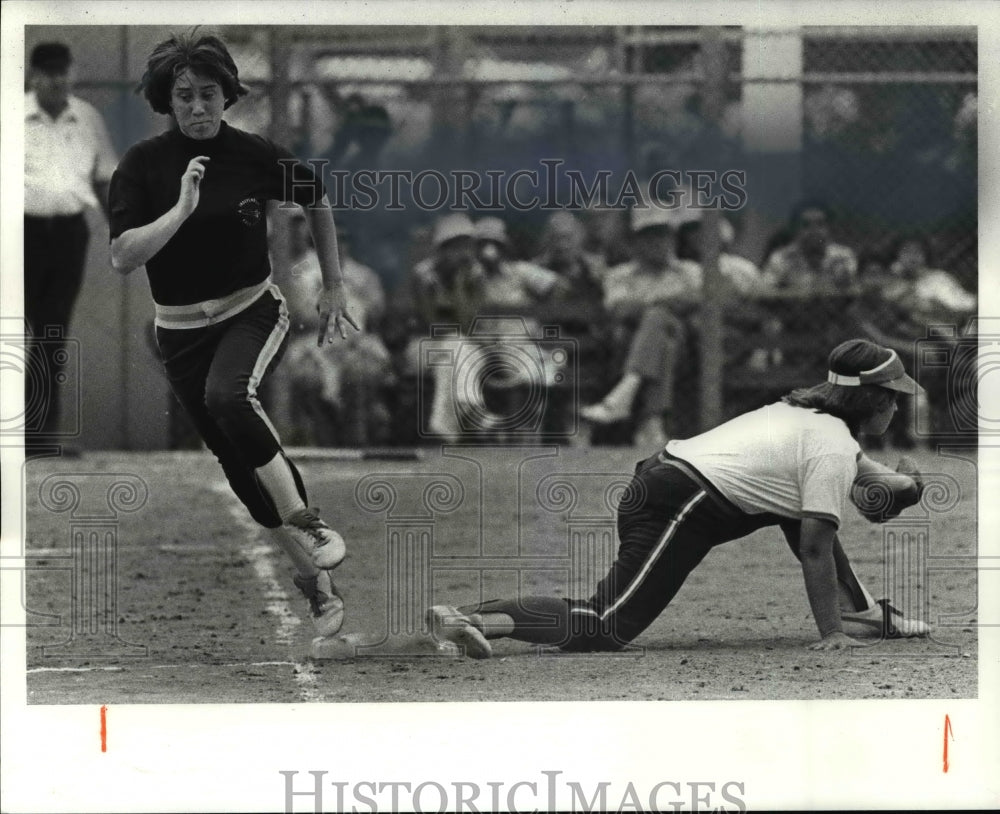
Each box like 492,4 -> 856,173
23,214 -> 89,438
155,289 -> 303,528
565,454 -> 784,649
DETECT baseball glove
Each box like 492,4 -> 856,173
850,456 -> 925,523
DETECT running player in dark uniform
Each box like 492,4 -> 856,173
429,339 -> 930,657
109,33 -> 357,638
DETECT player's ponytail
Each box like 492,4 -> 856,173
782,382 -> 895,436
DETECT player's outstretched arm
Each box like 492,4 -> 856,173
800,517 -> 862,651
305,196 -> 359,346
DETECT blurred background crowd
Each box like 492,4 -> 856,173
22,25 -> 978,452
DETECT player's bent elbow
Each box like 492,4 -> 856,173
110,238 -> 138,275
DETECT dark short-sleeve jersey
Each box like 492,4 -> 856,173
108,121 -> 324,305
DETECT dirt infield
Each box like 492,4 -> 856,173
21,445 -> 977,704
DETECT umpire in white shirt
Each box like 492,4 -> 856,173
24,42 -> 117,445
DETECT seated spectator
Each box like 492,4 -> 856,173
473,216 -> 571,440
677,217 -> 766,296
282,211 -> 394,445
475,216 -> 567,308
534,210 -> 614,440
406,213 -> 485,334
851,243 -> 910,341
759,224 -> 794,271
762,200 -> 858,293
850,234 -> 976,446
398,214 -> 495,442
534,210 -> 608,301
748,202 -> 857,380
888,235 -> 977,319
580,205 -> 702,447
580,204 -> 631,268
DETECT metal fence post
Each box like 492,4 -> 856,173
699,27 -> 726,431
740,27 -> 804,264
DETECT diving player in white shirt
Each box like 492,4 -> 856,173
429,338 -> 930,657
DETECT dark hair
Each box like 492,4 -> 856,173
30,42 -> 72,73
782,382 -> 896,436
137,31 -> 248,115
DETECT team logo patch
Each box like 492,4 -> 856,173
237,197 -> 263,227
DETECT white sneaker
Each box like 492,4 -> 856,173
294,570 -> 345,638
310,632 -> 462,660
842,599 -> 930,638
285,507 -> 346,570
426,605 -> 492,659
580,401 -> 630,425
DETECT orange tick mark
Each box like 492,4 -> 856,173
100,705 -> 107,753
943,714 -> 953,772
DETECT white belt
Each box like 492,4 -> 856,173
154,279 -> 274,330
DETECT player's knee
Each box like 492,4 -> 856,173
204,381 -> 247,422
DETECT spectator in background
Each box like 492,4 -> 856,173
762,200 -> 858,293
24,42 -> 117,450
475,216 -> 566,308
473,216 -> 570,440
533,210 -> 607,302
677,217 -> 765,296
580,206 -> 701,447
534,210 -> 613,438
851,234 -> 976,446
678,217 -> 781,374
327,91 -> 392,169
283,211 -> 394,446
406,213 -> 484,334
580,204 -> 631,268
399,213 -> 494,441
856,245 -> 893,284
851,234 -> 976,351
888,235 -> 976,319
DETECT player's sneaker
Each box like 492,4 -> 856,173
842,599 -> 930,638
294,570 -> 345,638
426,605 -> 492,659
285,508 -> 346,570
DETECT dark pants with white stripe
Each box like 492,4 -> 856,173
464,453 -> 788,651
155,289 -> 303,529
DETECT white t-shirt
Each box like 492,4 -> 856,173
25,92 -> 118,216
481,260 -> 559,307
602,259 -> 702,312
665,401 -> 861,527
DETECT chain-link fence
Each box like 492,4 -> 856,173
31,25 -> 977,449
